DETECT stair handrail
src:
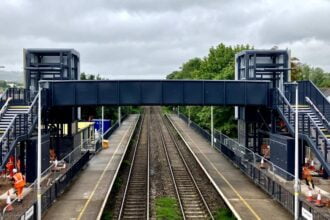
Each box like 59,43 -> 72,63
0,97 -> 12,118
276,88 -> 330,144
305,97 -> 330,129
0,88 -> 9,102
306,112 -> 330,144
277,88 -> 294,109
26,92 -> 39,113
0,114 -> 18,144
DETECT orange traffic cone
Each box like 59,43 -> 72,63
6,191 -> 13,212
306,189 -> 313,202
260,158 -> 265,169
315,191 -> 324,207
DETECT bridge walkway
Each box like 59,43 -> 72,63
168,114 -> 292,220
43,114 -> 139,220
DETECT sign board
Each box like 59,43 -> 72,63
302,207 -> 313,220
25,205 -> 34,220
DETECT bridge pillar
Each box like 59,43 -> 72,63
211,106 -> 214,147
188,107 -> 191,127
118,106 -> 121,126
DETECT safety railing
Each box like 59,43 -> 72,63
0,98 -> 12,119
0,93 -> 39,169
275,88 -> 330,171
1,138 -> 92,219
285,81 -> 330,122
0,88 -> 32,106
306,97 -> 330,130
177,112 -> 330,219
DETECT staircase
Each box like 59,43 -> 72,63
0,88 -> 38,170
275,88 -> 330,174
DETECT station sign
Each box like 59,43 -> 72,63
302,207 -> 313,220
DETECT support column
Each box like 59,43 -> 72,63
294,83 -> 299,220
37,86 -> 42,220
211,106 -> 214,147
118,106 -> 121,126
101,106 -> 104,141
188,106 -> 191,127
177,106 -> 179,116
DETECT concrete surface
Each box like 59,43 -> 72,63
43,115 -> 139,220
169,114 -> 292,220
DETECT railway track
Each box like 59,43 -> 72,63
153,107 -> 214,220
118,109 -> 150,219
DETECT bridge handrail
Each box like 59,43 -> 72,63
0,97 -> 12,118
277,88 -> 330,141
305,97 -> 330,129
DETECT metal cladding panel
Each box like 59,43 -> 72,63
48,80 -> 271,106
98,81 -> 118,105
225,82 -> 245,105
163,81 -> 183,104
141,81 -> 162,104
204,81 -> 225,105
119,81 -> 141,105
184,82 -> 203,105
52,83 -> 75,105
246,82 -> 268,105
75,82 -> 97,105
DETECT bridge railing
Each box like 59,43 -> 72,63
285,80 -> 330,122
176,112 -> 330,220
1,139 -> 91,219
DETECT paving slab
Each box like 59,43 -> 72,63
169,114 -> 292,220
43,115 -> 139,220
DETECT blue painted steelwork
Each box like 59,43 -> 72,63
44,80 -> 271,107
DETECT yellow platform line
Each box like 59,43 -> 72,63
77,121 -> 133,219
173,116 -> 261,220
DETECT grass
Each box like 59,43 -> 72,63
101,210 -> 112,220
156,196 -> 182,220
214,208 -> 236,220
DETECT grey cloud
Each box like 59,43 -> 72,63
0,0 -> 329,80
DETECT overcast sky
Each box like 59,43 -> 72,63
0,0 -> 330,79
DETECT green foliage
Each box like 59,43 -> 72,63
291,60 -> 330,87
101,210 -> 112,220
214,208 -> 236,220
156,197 -> 182,220
166,43 -> 251,136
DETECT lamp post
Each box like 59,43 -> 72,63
102,106 -> 104,141
37,85 -> 42,220
211,106 -> 214,147
294,82 -> 300,220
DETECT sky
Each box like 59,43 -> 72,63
0,0 -> 330,79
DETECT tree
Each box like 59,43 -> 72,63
166,43 -> 251,136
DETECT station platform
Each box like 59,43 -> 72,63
168,114 -> 292,220
43,114 -> 139,220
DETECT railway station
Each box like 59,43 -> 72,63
1,48 -> 330,220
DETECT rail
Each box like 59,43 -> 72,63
176,112 -> 330,220
276,88 -> 330,169
118,112 -> 149,219
285,80 -> 330,122
157,113 -> 185,219
0,93 -> 39,168
0,88 -> 31,105
160,112 -> 214,219
306,97 -> 330,130
0,97 -> 12,118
